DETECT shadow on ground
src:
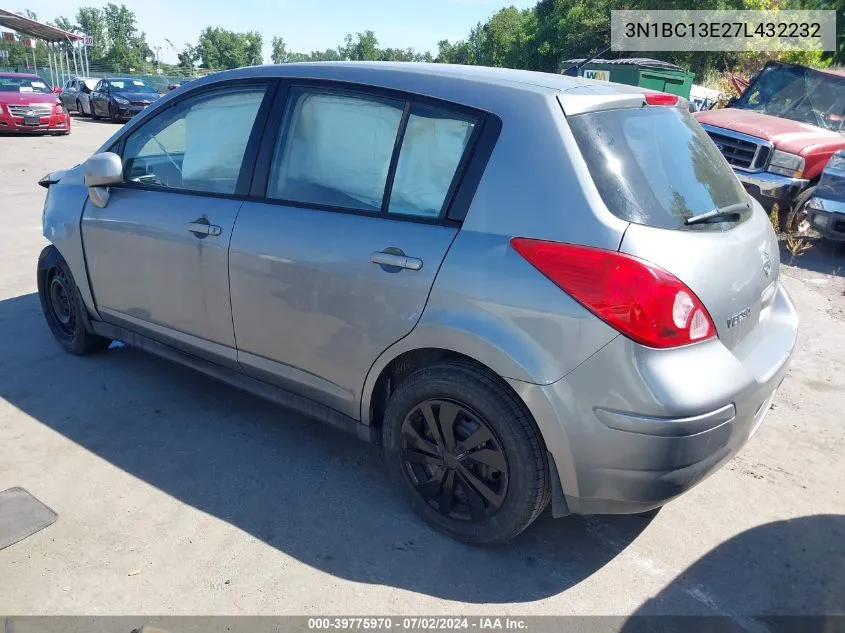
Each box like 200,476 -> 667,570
779,238 -> 845,277
621,514 -> 845,629
3,292 -> 844,612
0,292 -> 651,604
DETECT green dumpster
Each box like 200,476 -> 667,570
559,58 -> 694,100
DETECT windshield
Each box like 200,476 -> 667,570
733,64 -> 845,133
569,105 -> 749,231
110,79 -> 156,93
0,76 -> 53,94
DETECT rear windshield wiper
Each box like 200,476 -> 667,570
684,202 -> 749,226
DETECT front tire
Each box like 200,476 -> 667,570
37,246 -> 110,355
784,186 -> 816,235
383,361 -> 550,544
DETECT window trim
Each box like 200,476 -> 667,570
109,78 -> 280,200
250,78 -> 499,226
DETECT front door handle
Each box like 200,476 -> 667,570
370,250 -> 423,271
187,219 -> 222,238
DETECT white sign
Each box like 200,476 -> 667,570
83,35 -> 94,47
583,69 -> 610,81
0,49 -> 8,59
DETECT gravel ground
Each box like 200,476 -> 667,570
0,117 -> 843,619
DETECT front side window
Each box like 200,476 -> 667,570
269,89 -> 404,212
122,86 -> 267,194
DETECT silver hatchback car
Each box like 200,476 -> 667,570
37,63 -> 798,544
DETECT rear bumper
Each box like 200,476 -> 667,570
510,282 -> 799,517
0,111 -> 71,134
806,196 -> 845,241
735,170 -> 808,208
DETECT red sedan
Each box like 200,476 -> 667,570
0,72 -> 70,135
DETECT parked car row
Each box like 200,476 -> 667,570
36,62 -> 798,544
61,76 -> 162,122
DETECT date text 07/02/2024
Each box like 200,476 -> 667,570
307,618 -> 528,631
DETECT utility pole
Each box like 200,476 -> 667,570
154,45 -> 161,73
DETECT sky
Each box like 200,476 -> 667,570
10,0 -> 537,65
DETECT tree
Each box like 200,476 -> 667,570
271,36 -> 288,64
76,7 -> 107,60
196,27 -> 264,69
176,44 -> 198,74
341,31 -> 381,61
52,16 -> 77,33
100,3 -> 150,71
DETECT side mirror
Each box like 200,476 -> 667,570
84,152 -> 123,208
53,86 -> 62,94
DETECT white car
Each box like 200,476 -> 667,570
58,77 -> 99,116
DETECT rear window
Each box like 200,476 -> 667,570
568,105 -> 748,230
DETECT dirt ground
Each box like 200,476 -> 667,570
0,117 -> 843,619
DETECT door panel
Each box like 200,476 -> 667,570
229,203 -> 458,416
82,189 -> 243,366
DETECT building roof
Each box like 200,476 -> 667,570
561,57 -> 686,72
0,8 -> 82,42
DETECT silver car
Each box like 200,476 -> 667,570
58,77 -> 99,116
36,63 -> 798,544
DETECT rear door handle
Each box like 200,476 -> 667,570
370,251 -> 423,271
187,220 -> 222,238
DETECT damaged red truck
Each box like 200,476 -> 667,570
694,61 -> 845,233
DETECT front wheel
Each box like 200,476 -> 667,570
37,246 -> 110,355
383,361 -> 550,544
784,186 -> 816,235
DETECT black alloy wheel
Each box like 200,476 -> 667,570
46,265 -> 77,340
400,399 -> 508,522
37,246 -> 111,355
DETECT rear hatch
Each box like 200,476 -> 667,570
567,100 -> 780,351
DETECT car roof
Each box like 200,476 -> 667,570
193,61 -> 646,96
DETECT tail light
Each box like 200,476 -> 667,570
644,93 -> 679,106
510,238 -> 716,349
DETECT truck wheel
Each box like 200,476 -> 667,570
37,246 -> 111,355
383,361 -> 550,544
785,186 -> 816,235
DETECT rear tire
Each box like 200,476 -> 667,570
383,361 -> 550,544
37,246 -> 110,356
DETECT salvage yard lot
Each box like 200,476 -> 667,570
1,117 -> 844,616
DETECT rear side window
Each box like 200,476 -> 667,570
268,88 -> 479,218
389,105 -> 476,218
568,106 -> 748,230
269,90 -> 405,212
